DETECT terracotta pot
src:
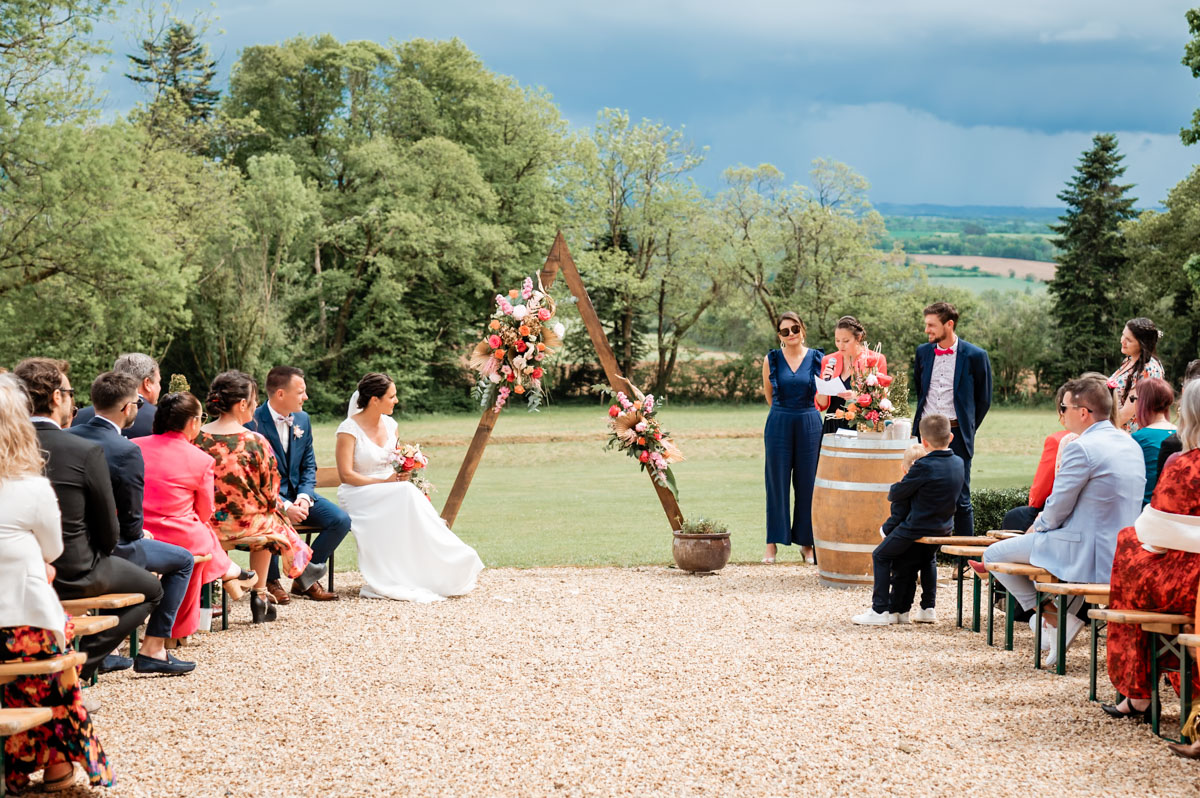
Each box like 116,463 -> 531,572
672,531 -> 731,573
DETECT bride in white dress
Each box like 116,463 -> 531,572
334,373 -> 483,602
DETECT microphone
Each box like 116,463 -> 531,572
822,356 -> 837,380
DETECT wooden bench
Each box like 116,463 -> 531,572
69,615 -> 119,639
0,652 -> 87,689
1088,608 -> 1195,742
983,562 -> 1055,653
59,593 -> 145,616
1033,582 -> 1111,681
939,545 -> 990,631
986,529 -> 1026,540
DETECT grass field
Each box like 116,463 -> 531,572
922,264 -> 1046,294
269,405 -> 1057,572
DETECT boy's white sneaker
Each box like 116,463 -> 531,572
852,609 -> 895,626
912,608 -> 937,623
893,612 -> 910,624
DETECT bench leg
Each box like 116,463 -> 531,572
1034,590 -> 1044,669
1004,590 -> 1016,651
987,575 -> 995,647
1089,618 -> 1100,701
1151,632 -> 1162,738
221,582 -> 229,631
1181,641 -> 1192,743
129,627 -> 138,659
1055,594 -> 1068,676
328,552 -> 334,592
971,571 -> 981,633
955,557 -> 964,629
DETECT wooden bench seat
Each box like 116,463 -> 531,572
913,536 -> 998,547
69,615 -> 118,638
985,529 -> 1026,540
1034,582 -> 1110,604
0,707 -> 54,736
59,593 -> 145,616
1087,609 -> 1192,634
1178,633 -> 1200,648
0,652 -> 86,688
985,562 -> 1054,579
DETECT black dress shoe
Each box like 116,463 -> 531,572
1101,702 -> 1150,722
133,653 -> 196,676
98,654 -> 133,674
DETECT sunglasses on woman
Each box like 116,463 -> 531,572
778,325 -> 803,337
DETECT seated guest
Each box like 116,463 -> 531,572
1129,377 -> 1176,506
1101,379 -> 1200,733
0,374 -> 113,794
137,392 -> 257,635
69,372 -> 195,675
194,371 -> 313,624
1000,383 -> 1077,533
71,352 -> 161,439
983,374 -> 1145,667
14,358 -> 163,681
852,414 -> 964,626
248,365 -> 347,603
1156,359 -> 1200,478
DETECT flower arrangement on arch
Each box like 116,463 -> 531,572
388,442 -> 433,498
601,388 -> 684,497
834,345 -> 896,433
469,276 -> 564,413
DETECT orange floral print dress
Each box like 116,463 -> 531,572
194,430 -> 312,578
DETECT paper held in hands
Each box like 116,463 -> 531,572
815,376 -> 848,397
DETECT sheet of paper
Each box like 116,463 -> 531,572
815,376 -> 847,397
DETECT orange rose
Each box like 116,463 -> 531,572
493,349 -> 506,359
637,436 -> 646,446
489,319 -> 501,330
509,289 -> 519,299
518,325 -> 530,336
513,384 -> 525,395
536,342 -> 546,352
633,401 -> 642,410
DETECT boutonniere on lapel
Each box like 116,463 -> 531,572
292,425 -> 305,440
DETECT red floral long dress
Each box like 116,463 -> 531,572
1106,449 -> 1200,700
194,430 -> 312,578
2,620 -> 113,793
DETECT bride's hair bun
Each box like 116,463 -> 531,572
206,370 -> 258,416
356,373 -> 394,409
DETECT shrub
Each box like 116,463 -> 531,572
972,486 -> 1032,533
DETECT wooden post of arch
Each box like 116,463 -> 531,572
440,231 -> 685,532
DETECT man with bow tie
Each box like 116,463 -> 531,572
248,365 -> 350,602
912,302 -> 993,536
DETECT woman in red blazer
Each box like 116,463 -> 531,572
814,316 -> 889,435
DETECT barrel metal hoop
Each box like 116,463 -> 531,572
813,476 -> 893,492
819,449 -> 905,460
817,568 -> 873,581
813,537 -> 879,553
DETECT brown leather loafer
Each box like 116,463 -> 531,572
265,579 -> 291,605
291,580 -> 339,601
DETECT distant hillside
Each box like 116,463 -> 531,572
875,203 -> 1064,224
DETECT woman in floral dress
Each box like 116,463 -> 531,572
1108,317 -> 1165,431
194,371 -> 312,623
0,373 -> 112,793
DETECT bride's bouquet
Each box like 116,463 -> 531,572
388,443 -> 433,498
834,344 -> 895,433
469,276 -> 563,413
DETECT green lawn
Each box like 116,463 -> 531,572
266,405 -> 1057,571
924,265 -> 1046,294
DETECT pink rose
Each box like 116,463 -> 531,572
487,334 -> 501,348
856,394 -> 872,407
876,374 -> 894,388
538,308 -> 552,321
639,451 -> 650,463
531,367 -> 543,379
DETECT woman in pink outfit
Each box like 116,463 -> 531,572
135,392 -> 255,638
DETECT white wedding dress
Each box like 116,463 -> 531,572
336,412 -> 483,602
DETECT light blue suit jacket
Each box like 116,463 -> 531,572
1029,420 -> 1145,583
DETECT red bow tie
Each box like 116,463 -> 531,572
934,346 -> 954,356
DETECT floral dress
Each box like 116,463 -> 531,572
194,430 -> 312,579
2,621 -> 113,793
1105,449 -> 1200,701
1108,356 -> 1164,431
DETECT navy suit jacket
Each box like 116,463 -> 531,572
912,338 -> 993,458
68,417 -> 146,544
886,448 -> 965,538
246,403 -> 317,502
73,399 -> 157,439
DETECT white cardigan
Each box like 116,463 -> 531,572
0,476 -> 67,648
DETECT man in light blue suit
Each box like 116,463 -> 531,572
984,374 -> 1145,666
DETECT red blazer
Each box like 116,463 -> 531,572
1028,429 -> 1070,509
815,350 -> 888,411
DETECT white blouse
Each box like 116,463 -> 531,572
0,475 -> 67,647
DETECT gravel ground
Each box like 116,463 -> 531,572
63,565 -> 1200,797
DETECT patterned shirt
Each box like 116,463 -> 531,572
923,336 -> 958,421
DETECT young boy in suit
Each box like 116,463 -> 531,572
853,415 -> 964,626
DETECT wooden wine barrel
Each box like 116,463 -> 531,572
812,434 -> 917,588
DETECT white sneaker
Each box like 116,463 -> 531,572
852,609 -> 895,626
1043,614 -> 1085,669
1029,615 -> 1052,650
912,608 -> 937,623
893,612 -> 910,624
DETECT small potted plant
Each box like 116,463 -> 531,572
672,517 -> 731,573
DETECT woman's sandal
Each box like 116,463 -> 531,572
761,557 -> 776,564
1101,701 -> 1150,722
222,569 -> 257,602
42,763 -> 76,792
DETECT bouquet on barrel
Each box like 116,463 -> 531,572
388,443 -> 433,498
601,388 -> 684,497
834,344 -> 895,433
469,276 -> 564,413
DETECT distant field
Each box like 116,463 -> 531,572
911,254 -> 1055,281
923,264 -> 1046,294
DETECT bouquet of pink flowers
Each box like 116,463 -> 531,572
602,388 -> 684,496
833,345 -> 896,433
469,276 -> 563,413
388,443 -> 432,497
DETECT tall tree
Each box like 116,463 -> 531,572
1046,134 -> 1137,383
1180,8 -> 1200,145
127,21 -> 220,123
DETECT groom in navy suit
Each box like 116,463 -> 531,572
912,301 -> 993,536
248,366 -> 350,602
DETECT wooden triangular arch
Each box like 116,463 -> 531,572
440,232 -> 686,531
